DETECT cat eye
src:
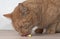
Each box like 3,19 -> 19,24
19,4 -> 29,16
22,7 -> 27,13
22,8 -> 29,16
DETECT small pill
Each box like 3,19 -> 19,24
28,34 -> 32,37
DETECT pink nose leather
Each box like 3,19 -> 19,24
21,33 -> 29,36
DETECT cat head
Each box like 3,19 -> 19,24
3,3 -> 35,36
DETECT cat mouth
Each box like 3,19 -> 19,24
21,33 -> 30,36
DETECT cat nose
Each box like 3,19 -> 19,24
21,33 -> 30,36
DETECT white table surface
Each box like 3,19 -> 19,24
0,30 -> 60,39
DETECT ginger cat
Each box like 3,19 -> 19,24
4,0 -> 60,36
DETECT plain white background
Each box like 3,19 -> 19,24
0,0 -> 25,30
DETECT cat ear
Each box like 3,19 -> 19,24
3,14 -> 12,19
